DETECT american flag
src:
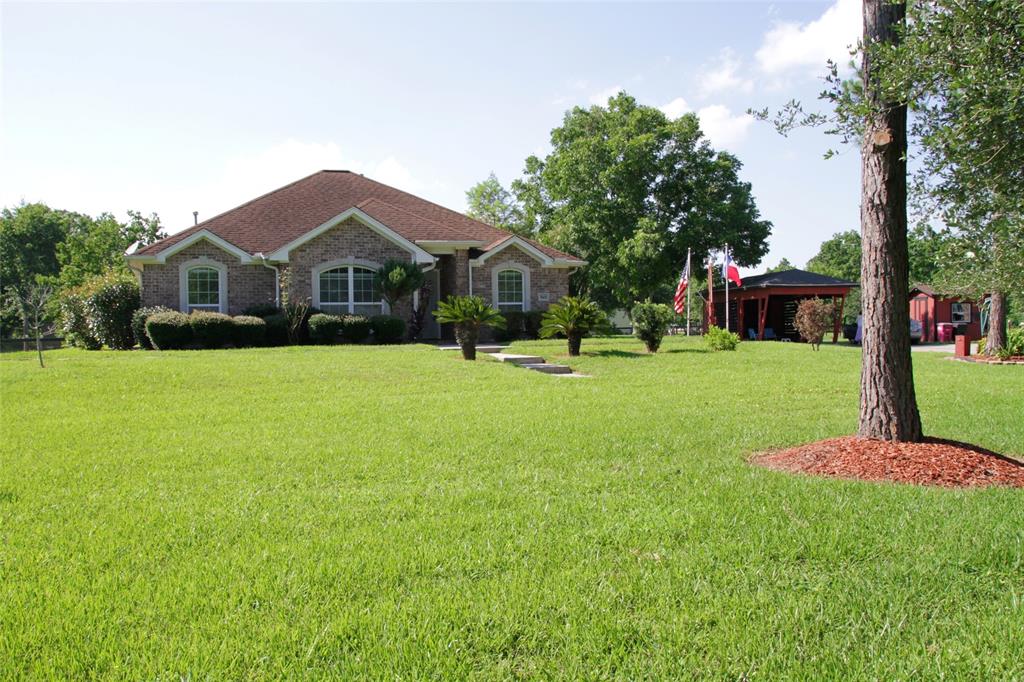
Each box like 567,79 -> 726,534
673,260 -> 690,314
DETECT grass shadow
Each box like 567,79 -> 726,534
663,348 -> 709,354
587,349 -> 652,359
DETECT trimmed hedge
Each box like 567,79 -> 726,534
263,313 -> 289,346
83,273 -> 140,350
705,325 -> 740,351
370,315 -> 406,344
341,315 -> 372,343
188,311 -> 235,348
232,315 -> 267,347
308,313 -> 343,344
494,310 -> 544,342
59,290 -> 102,350
132,306 -> 172,349
145,311 -> 193,350
242,303 -> 281,318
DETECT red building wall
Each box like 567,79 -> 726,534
909,293 -> 981,342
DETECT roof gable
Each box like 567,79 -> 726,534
130,170 -> 582,263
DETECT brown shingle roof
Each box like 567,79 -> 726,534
133,170 -> 581,262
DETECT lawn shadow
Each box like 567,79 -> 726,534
587,349 -> 652,359
663,348 -> 709,354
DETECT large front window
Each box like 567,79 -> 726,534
496,269 -> 524,312
186,267 -> 221,311
318,266 -> 382,315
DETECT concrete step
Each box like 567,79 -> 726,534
489,353 -> 546,365
519,362 -> 573,374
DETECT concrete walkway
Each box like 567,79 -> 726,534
911,343 -> 955,353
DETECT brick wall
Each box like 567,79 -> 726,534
286,217 -> 416,320
139,241 -> 277,314
471,245 -> 570,311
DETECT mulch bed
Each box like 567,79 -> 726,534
952,355 -> 1024,365
752,436 -> 1024,488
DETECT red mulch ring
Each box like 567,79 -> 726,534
752,436 -> 1024,488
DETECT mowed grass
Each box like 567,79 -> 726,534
1,337 -> 1023,680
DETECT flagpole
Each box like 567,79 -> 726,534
685,248 -> 691,336
724,244 -> 729,333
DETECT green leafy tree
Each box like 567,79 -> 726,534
374,259 -> 425,312
764,258 -> 795,273
806,231 -> 861,281
465,173 -> 527,235
433,295 -> 505,361
57,210 -> 165,290
512,92 -> 771,309
0,203 -> 69,337
539,295 -> 607,357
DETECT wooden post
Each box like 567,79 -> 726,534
833,294 -> 845,343
757,296 -> 769,340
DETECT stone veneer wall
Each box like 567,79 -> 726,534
471,245 -> 571,311
139,241 -> 277,315
286,217 -> 416,320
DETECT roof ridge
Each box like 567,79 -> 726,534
136,170 -> 332,254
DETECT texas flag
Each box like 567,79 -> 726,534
722,248 -> 742,287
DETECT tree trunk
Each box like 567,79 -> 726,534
858,0 -> 923,442
985,291 -> 1007,355
567,334 -> 582,356
455,323 -> 478,361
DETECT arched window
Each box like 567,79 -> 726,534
318,265 -> 382,315
496,268 -> 525,312
180,260 -> 227,313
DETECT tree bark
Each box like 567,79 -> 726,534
567,334 -> 582,356
985,291 -> 1007,355
858,0 -> 923,442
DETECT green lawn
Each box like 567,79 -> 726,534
1,338 -> 1023,679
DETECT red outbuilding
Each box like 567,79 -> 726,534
710,268 -> 858,342
909,284 -> 981,343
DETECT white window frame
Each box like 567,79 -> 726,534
312,259 -> 387,315
179,258 -> 227,313
951,302 -> 971,323
492,263 -> 530,312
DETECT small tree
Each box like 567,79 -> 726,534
631,300 -> 674,353
15,283 -> 53,368
539,296 -> 607,357
375,260 -> 425,313
407,282 -> 432,341
794,297 -> 835,350
433,295 -> 505,361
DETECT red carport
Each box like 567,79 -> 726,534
708,268 -> 858,342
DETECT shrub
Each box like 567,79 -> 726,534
494,310 -> 546,342
341,315 -> 372,343
83,272 -> 141,350
263,313 -> 289,347
433,295 -> 505,360
631,300 -> 674,353
59,289 -> 101,350
370,315 -> 406,344
242,302 -> 281,318
705,325 -> 740,351
232,315 -> 266,347
308,313 -> 343,344
145,311 -> 193,350
375,260 -> 425,311
523,310 -> 544,339
793,297 -> 836,350
132,306 -> 172,349
540,296 -> 608,357
188,311 -> 235,348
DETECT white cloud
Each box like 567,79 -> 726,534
589,85 -> 622,106
696,105 -> 753,150
698,48 -> 754,97
659,97 -> 691,120
755,0 -> 860,75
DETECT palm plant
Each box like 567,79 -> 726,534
375,260 -> 425,312
540,295 -> 607,357
433,295 -> 505,360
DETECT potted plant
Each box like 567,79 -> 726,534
540,295 -> 607,357
433,295 -> 505,360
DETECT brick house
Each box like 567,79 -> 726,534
127,171 -> 584,339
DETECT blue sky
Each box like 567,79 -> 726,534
1,0 -> 861,273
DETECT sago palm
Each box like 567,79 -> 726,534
433,295 -> 505,360
540,296 -> 607,356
